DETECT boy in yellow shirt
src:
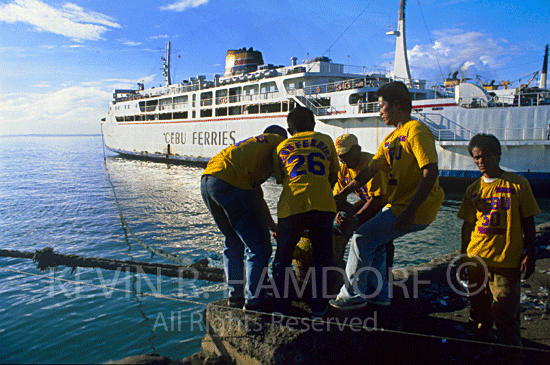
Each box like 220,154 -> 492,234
272,106 -> 339,318
332,134 -> 389,269
458,133 -> 539,363
201,125 -> 287,310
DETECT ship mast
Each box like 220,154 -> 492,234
162,41 -> 172,86
540,44 -> 548,89
386,0 -> 412,83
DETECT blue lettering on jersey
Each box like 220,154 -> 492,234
279,137 -> 332,166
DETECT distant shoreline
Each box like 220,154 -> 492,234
0,134 -> 101,138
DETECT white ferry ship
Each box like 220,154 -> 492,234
101,1 -> 550,194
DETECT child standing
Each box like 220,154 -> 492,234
458,133 -> 539,364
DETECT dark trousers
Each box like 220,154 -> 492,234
272,210 -> 336,314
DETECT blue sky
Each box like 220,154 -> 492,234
0,0 -> 548,135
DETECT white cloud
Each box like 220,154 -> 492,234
0,76 -> 162,135
116,38 -> 142,46
407,29 -> 514,82
32,81 -> 52,88
160,0 -> 208,12
0,84 -> 117,135
0,0 -> 121,41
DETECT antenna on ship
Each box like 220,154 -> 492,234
162,41 -> 172,86
386,0 -> 412,84
540,44 -> 548,89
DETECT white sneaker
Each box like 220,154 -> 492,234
329,296 -> 368,310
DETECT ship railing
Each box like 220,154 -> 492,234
457,96 -> 494,109
243,91 -> 281,102
325,101 -> 379,115
459,90 -> 550,108
205,91 -> 279,104
327,101 -> 380,115
239,91 -> 279,102
159,101 -> 190,111
295,97 -> 381,117
413,110 -> 471,142
303,77 -> 391,95
413,110 -> 549,142
290,94 -> 328,116
260,91 -> 280,100
184,91 -> 285,107
513,90 -> 550,107
229,95 -> 241,103
200,99 -> 213,107
169,83 -> 200,94
283,62 -> 370,75
434,128 -> 548,142
295,87 -> 382,116
359,101 -> 380,114
175,101 -> 189,109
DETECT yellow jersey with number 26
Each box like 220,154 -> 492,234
274,131 -> 339,218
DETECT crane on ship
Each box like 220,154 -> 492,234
475,75 -> 510,90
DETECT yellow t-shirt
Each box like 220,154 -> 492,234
202,133 -> 285,190
333,151 -> 387,201
457,172 -> 540,268
369,119 -> 444,225
274,131 -> 339,218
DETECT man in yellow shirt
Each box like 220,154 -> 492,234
272,106 -> 339,318
458,133 -> 539,363
331,81 -> 444,310
201,125 -> 287,311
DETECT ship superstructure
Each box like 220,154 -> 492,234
101,1 -> 550,193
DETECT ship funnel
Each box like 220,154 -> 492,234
387,0 -> 412,83
224,48 -> 264,77
540,44 -> 548,89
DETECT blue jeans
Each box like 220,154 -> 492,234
338,207 -> 427,302
272,210 -> 336,314
200,175 -> 271,305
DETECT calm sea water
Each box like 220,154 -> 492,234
1,135 -> 549,364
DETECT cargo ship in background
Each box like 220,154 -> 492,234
101,0 -> 550,194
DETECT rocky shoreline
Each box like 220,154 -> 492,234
108,224 -> 550,365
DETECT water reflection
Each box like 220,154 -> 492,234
107,153 -> 461,270
130,274 -> 156,353
105,156 -> 221,264
105,155 -> 550,269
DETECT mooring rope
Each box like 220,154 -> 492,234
1,266 -> 549,357
101,124 -> 194,266
0,247 -> 224,282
